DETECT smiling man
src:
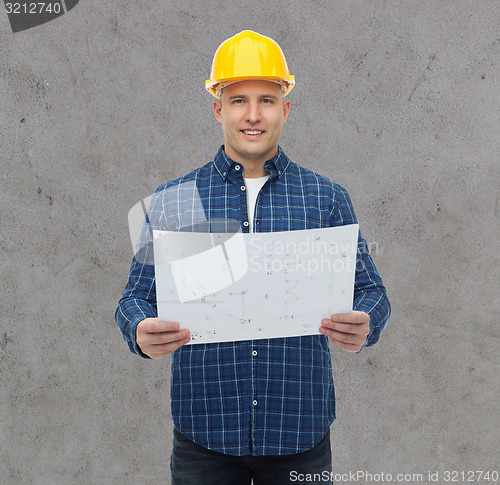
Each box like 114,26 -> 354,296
116,30 -> 390,485
213,79 -> 291,177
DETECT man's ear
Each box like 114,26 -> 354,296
282,99 -> 291,124
213,99 -> 223,123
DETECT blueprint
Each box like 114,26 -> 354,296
153,224 -> 359,344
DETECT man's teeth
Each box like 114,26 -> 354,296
243,130 -> 262,135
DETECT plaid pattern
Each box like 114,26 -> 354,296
116,145 -> 390,456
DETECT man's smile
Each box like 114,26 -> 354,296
241,129 -> 264,138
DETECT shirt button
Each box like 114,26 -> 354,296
240,185 -> 246,191
253,400 -> 258,406
222,172 -> 227,177
235,165 -> 241,171
243,221 -> 249,227
252,350 -> 258,356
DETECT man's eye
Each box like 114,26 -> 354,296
232,99 -> 244,104
262,99 -> 273,104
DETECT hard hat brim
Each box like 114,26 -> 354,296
205,75 -> 295,99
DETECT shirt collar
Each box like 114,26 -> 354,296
213,145 -> 290,181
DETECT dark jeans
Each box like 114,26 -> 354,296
170,427 -> 333,485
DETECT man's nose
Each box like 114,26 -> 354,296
245,101 -> 262,123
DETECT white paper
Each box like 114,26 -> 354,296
153,224 -> 359,344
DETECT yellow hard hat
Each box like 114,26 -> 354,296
205,30 -> 295,98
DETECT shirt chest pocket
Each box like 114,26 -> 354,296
277,211 -> 329,231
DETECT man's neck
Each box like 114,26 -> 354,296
224,147 -> 277,178
241,160 -> 269,178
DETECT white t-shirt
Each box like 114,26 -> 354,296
244,175 -> 270,233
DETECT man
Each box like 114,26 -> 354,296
116,30 -> 390,484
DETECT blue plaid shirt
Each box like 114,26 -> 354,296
115,145 -> 390,456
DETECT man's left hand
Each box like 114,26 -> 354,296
319,311 -> 370,352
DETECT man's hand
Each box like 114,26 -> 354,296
319,311 -> 370,352
136,318 -> 190,359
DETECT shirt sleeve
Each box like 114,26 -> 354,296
330,184 -> 391,349
115,186 -> 167,358
115,256 -> 157,358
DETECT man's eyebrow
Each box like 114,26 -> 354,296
226,94 -> 280,100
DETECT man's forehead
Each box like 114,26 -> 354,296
221,79 -> 284,97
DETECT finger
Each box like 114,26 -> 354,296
331,312 -> 367,324
329,338 -> 362,353
320,325 -> 368,352
321,319 -> 360,335
137,326 -> 189,353
151,329 -> 190,345
319,327 -> 361,345
145,335 -> 191,359
145,319 -> 181,334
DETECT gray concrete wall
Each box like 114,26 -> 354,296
1,1 -> 498,483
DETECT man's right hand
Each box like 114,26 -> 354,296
136,318 -> 190,359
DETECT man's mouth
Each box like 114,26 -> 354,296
241,130 -> 264,135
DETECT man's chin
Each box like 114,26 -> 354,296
239,146 -> 277,161
224,141 -> 278,163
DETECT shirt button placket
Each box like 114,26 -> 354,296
239,180 -> 248,232
251,347 -> 258,433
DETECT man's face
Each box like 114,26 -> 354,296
213,80 -> 291,167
